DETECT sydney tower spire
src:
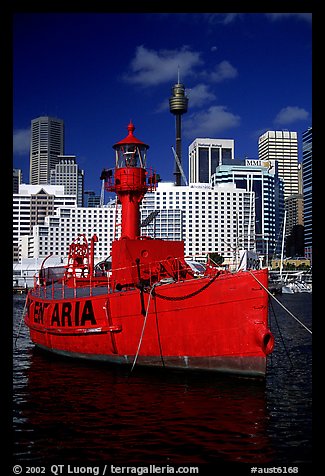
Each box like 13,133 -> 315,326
169,73 -> 188,186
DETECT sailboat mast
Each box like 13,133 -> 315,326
280,210 -> 287,279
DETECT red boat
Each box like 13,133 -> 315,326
24,122 -> 274,377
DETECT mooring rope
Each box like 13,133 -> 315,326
248,270 -> 312,335
128,282 -> 161,375
269,298 -> 294,370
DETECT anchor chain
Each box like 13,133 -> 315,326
148,272 -> 220,301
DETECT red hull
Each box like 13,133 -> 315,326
24,268 -> 273,377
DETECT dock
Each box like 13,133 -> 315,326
13,286 -> 29,295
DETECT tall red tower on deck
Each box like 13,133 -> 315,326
112,122 -> 149,239
106,122 -> 187,290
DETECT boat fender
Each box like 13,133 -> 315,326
255,324 -> 274,355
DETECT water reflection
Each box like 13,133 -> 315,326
14,349 -> 274,464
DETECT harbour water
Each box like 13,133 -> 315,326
11,292 -> 312,473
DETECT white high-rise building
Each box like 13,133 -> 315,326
210,158 -> 284,257
50,155 -> 84,207
13,184 -> 76,262
30,116 -> 64,184
142,182 -> 255,263
188,138 -> 234,184
258,130 -> 299,199
22,203 -> 121,261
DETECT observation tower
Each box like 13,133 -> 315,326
169,76 -> 188,186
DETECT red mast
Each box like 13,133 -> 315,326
112,122 -> 149,240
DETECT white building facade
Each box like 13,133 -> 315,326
13,184 -> 77,262
50,155 -> 84,207
188,138 -> 234,184
142,182 -> 255,263
23,203 -> 121,262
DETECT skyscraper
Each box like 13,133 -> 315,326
50,155 -> 84,206
84,190 -> 101,208
188,138 -> 234,184
302,127 -> 312,262
210,158 -> 284,257
258,130 -> 299,199
13,168 -> 23,193
13,184 -> 76,262
29,116 -> 64,185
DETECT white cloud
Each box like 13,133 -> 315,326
222,13 -> 241,25
274,106 -> 309,125
123,45 -> 203,87
13,128 -> 30,155
186,84 -> 216,108
266,13 -> 312,23
208,60 -> 238,83
203,13 -> 242,25
204,12 -> 312,25
155,98 -> 170,113
183,105 -> 240,138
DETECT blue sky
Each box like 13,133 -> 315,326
13,12 -> 312,197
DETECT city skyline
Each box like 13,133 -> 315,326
13,13 -> 312,195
